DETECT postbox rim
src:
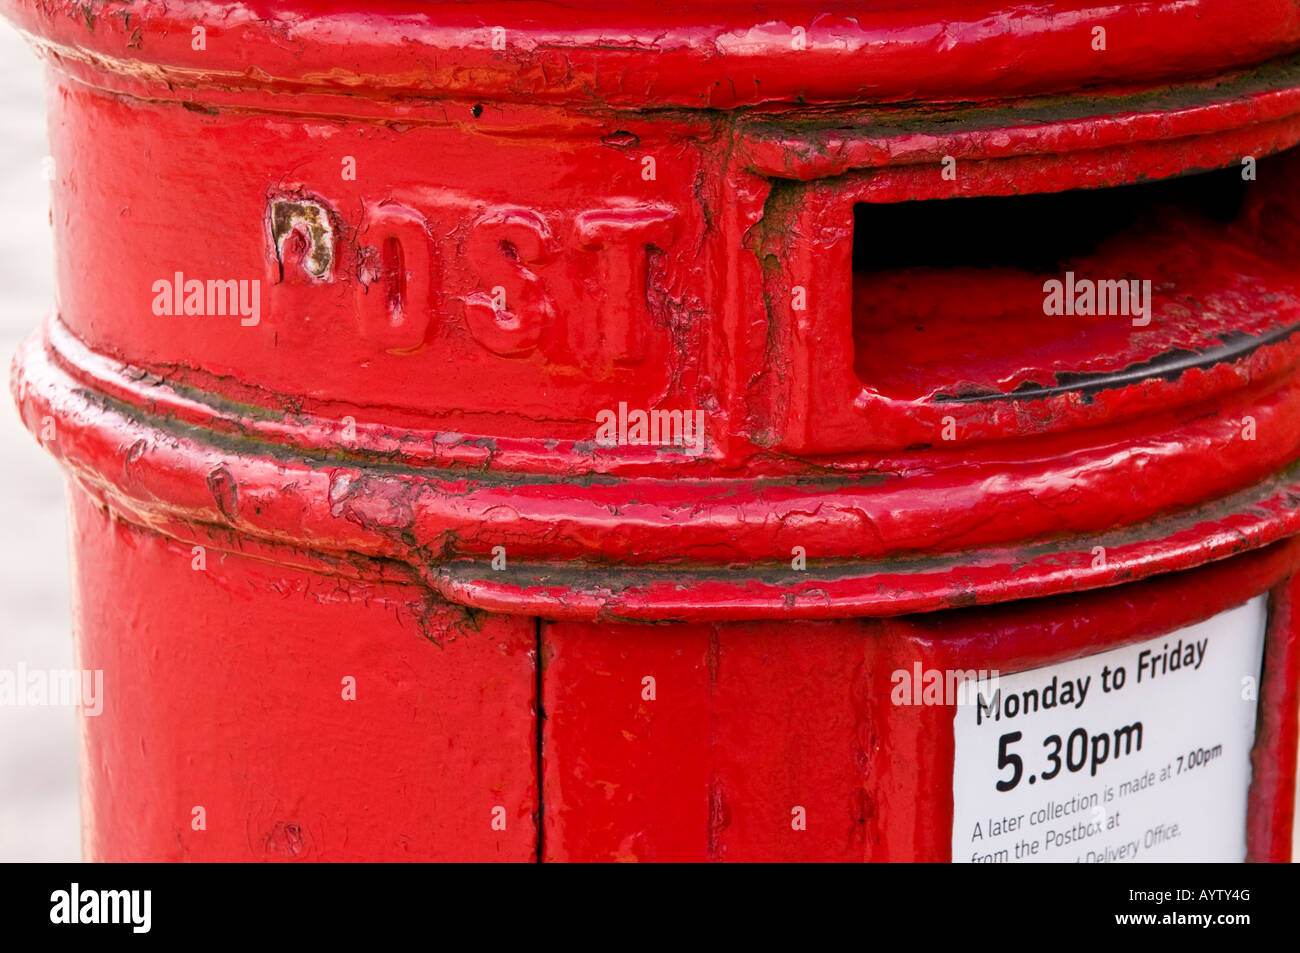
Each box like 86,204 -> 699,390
7,0 -> 1300,110
17,321 -> 1300,622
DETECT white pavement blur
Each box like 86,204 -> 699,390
0,22 -> 79,862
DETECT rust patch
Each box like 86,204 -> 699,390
270,198 -> 334,280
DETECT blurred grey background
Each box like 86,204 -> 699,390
0,22 -> 78,862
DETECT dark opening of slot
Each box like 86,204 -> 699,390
849,154 -> 1297,403
853,166 -> 1249,275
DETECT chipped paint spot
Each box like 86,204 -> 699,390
206,465 -> 238,521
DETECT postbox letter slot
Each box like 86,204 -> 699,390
850,155 -> 1299,406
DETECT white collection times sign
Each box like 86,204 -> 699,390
952,596 -> 1267,863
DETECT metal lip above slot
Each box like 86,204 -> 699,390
934,322 -> 1300,406
744,60 -> 1300,456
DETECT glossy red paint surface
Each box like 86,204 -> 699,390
543,542 -> 1300,861
5,0 -> 1300,861
69,491 -> 538,862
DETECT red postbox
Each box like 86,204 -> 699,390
5,0 -> 1300,861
